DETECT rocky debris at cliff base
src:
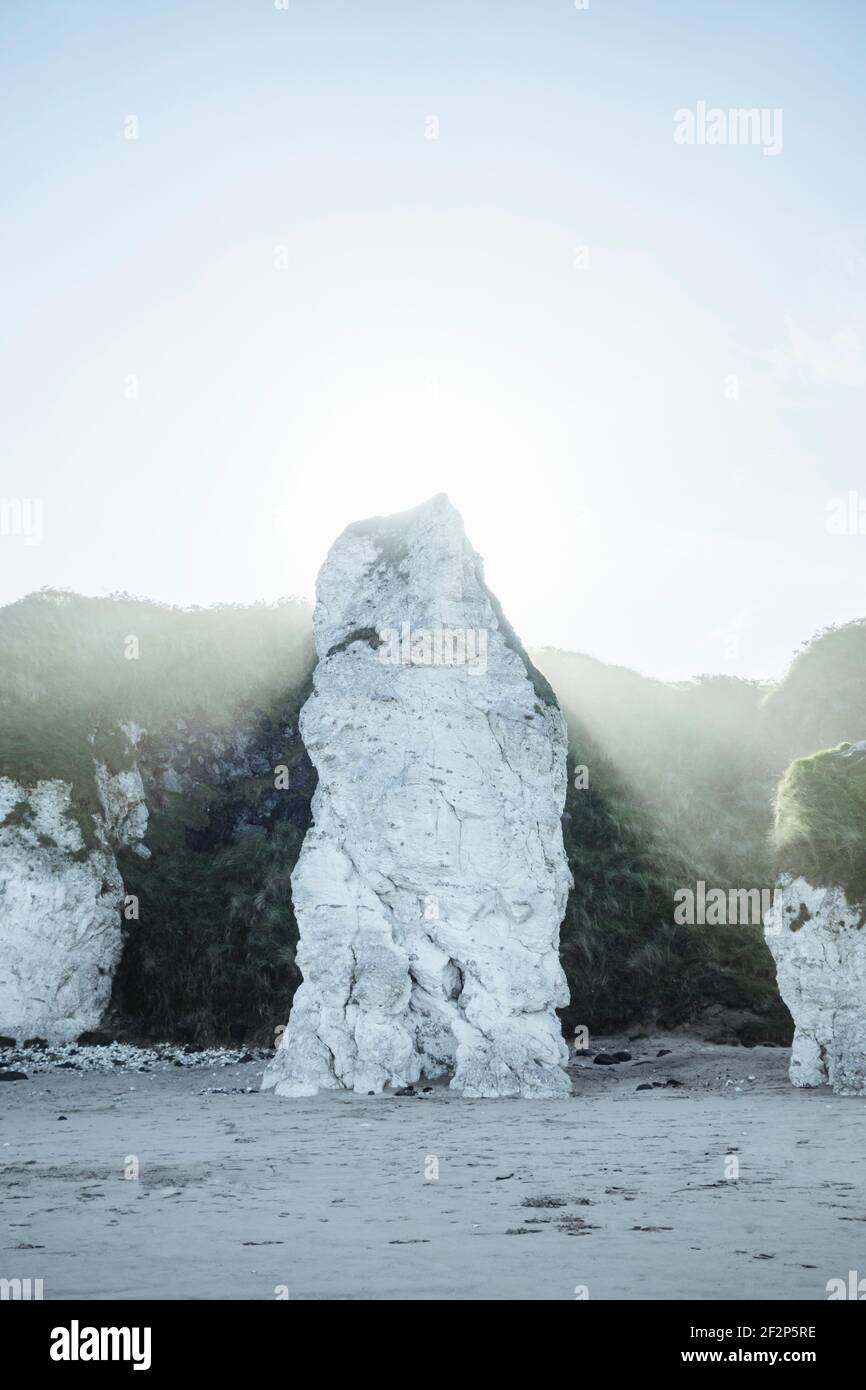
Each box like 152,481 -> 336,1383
0,1031 -> 792,1091
567,1033 -> 785,1095
0,1041 -> 271,1075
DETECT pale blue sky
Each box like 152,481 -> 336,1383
2,0 -> 865,680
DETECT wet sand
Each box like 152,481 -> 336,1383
2,1036 -> 863,1300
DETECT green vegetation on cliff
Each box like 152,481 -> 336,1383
536,620 -> 866,1041
762,620 -> 866,761
0,591 -> 316,1042
773,743 -> 866,907
554,699 -> 786,1044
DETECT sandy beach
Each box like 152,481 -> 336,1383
2,1035 -> 863,1301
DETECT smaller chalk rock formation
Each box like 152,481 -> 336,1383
0,765 -> 148,1043
264,495 -> 572,1098
764,742 -> 866,1094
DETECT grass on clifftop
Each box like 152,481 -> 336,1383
773,743 -> 866,907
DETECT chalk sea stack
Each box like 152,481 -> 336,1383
263,495 -> 572,1098
764,741 -> 866,1095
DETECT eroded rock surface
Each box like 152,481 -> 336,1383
765,877 -> 866,1094
0,768 -> 148,1043
264,495 -> 572,1098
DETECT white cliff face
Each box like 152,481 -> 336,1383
0,764 -> 148,1043
765,876 -> 866,1095
94,763 -> 151,858
264,495 -> 572,1099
